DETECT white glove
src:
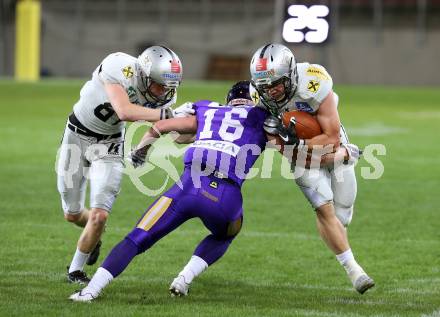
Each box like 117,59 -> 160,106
341,143 -> 362,165
172,102 -> 195,118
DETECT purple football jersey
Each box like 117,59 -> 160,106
184,100 -> 269,186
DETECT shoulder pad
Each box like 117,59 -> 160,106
296,62 -> 333,107
99,52 -> 137,85
194,100 -> 221,108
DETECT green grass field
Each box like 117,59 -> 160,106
0,80 -> 439,317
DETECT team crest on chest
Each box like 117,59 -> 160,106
122,66 -> 134,78
307,80 -> 320,93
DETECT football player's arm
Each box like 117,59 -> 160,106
266,134 -> 283,151
170,101 -> 197,144
305,91 -> 340,150
266,133 -> 346,168
319,147 -> 349,167
174,133 -> 196,144
104,83 -> 162,122
134,116 -> 197,155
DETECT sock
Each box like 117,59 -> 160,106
84,267 -> 114,296
336,248 -> 354,266
336,249 -> 364,281
178,255 -> 208,284
69,248 -> 90,273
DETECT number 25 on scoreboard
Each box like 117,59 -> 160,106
282,5 -> 330,44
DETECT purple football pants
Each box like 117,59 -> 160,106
101,167 -> 243,278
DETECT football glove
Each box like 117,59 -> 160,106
172,102 -> 195,118
127,148 -> 148,169
341,143 -> 363,165
263,116 -> 281,135
278,117 -> 300,146
264,116 -> 300,146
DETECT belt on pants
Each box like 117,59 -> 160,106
67,112 -> 122,141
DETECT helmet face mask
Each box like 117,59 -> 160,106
142,76 -> 177,104
250,43 -> 297,114
258,76 -> 290,100
137,46 -> 182,107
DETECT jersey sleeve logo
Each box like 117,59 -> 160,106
122,66 -> 134,78
306,67 -> 329,80
307,80 -> 320,93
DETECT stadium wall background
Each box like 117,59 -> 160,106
1,0 -> 439,86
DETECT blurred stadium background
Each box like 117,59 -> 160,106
1,1 -> 439,316
1,0 -> 440,84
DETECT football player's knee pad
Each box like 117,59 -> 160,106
295,168 -> 333,209
90,161 -> 123,210
226,216 -> 243,238
296,175 -> 333,210
60,190 -> 85,214
334,203 -> 353,227
90,182 -> 121,212
332,165 -> 357,208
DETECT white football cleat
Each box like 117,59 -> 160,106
169,275 -> 190,297
69,289 -> 98,302
353,273 -> 375,294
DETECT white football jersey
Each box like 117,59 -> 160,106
73,52 -> 176,135
282,62 -> 333,114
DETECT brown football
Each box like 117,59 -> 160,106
282,110 -> 322,139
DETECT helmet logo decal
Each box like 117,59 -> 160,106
253,69 -> 275,79
171,60 -> 181,73
256,58 -> 268,71
122,66 -> 134,78
162,73 -> 181,80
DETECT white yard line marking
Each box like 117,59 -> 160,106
422,310 -> 440,317
2,222 -> 439,244
345,123 -> 407,136
398,111 -> 440,119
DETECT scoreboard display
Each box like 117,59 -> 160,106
282,4 -> 330,44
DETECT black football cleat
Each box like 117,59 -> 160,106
86,241 -> 102,266
67,267 -> 90,285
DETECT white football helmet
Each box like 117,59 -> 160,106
250,43 -> 297,114
137,45 -> 183,107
